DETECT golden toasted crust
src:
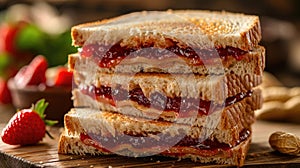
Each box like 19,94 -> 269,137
71,10 -> 261,51
67,89 -> 261,146
72,88 -> 260,122
58,131 -> 111,155
58,131 -> 251,166
162,135 -> 251,166
68,46 -> 265,75
72,72 -> 262,103
65,10 -> 262,167
69,47 -> 264,103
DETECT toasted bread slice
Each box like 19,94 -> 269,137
72,73 -> 262,104
71,10 -> 261,51
73,89 -> 262,128
69,47 -> 264,103
69,46 -> 265,75
64,10 -> 263,167
67,89 -> 261,145
58,129 -> 251,166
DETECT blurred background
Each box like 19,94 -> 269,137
0,0 -> 300,84
0,0 -> 300,105
0,0 -> 300,122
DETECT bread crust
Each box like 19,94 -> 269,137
71,10 -> 261,51
162,135 -> 251,166
62,10 -> 263,167
69,47 -> 264,103
72,72 -> 262,104
58,131 -> 251,166
69,46 -> 265,75
58,131 -> 111,155
72,88 -> 260,121
68,89 -> 261,145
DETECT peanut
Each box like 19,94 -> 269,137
256,72 -> 300,123
269,131 -> 300,155
262,87 -> 300,102
260,71 -> 283,88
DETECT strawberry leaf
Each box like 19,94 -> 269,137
45,119 -> 58,126
30,99 -> 58,127
31,99 -> 48,119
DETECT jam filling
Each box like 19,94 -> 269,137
80,85 -> 252,116
80,39 -> 248,68
79,129 -> 250,154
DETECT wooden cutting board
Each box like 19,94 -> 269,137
1,121 -> 300,168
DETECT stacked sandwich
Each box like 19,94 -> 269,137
58,10 -> 265,166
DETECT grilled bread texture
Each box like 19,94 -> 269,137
71,10 -> 261,51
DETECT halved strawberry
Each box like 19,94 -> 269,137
14,55 -> 48,87
53,67 -> 73,87
1,99 -> 57,145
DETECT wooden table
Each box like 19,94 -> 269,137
1,107 -> 300,167
0,105 -> 15,124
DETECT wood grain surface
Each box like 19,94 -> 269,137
1,121 -> 300,168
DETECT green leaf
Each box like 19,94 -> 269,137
45,120 -> 58,126
31,99 -> 59,126
29,99 -> 58,139
0,52 -> 14,79
0,53 -> 12,71
31,99 -> 48,119
43,30 -> 77,67
16,24 -> 46,52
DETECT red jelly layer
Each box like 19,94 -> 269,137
80,85 -> 252,116
80,133 -> 110,153
79,129 -> 250,155
80,40 -> 248,68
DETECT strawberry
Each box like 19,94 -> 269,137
53,67 -> 73,87
0,78 -> 12,104
1,99 -> 57,145
14,55 -> 48,88
0,23 -> 19,54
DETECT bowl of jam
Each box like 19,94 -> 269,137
7,56 -> 73,125
8,79 -> 72,125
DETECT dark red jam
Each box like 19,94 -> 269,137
162,129 -> 251,157
175,129 -> 250,149
79,129 -> 250,155
80,85 -> 252,116
80,40 -> 248,68
80,132 -> 111,153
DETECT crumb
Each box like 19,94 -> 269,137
156,160 -> 160,163
248,152 -> 270,158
